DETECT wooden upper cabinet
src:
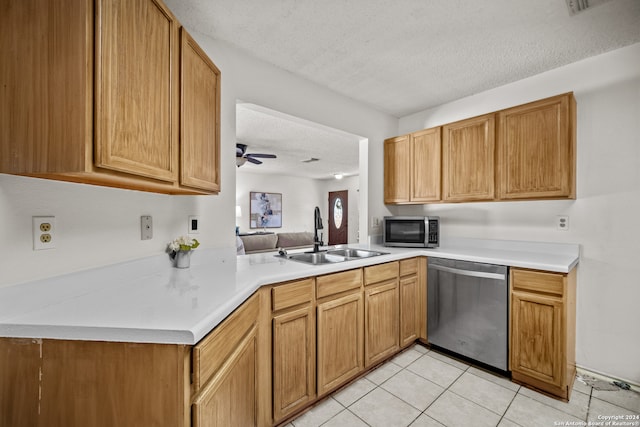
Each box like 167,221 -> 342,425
95,0 -> 179,183
384,135 -> 411,204
0,0 -> 221,195
0,0 -> 93,175
180,29 -> 221,192
442,114 -> 496,202
497,93 -> 576,200
411,128 -> 441,202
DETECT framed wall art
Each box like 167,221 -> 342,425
250,192 -> 282,228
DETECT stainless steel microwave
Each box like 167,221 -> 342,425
383,216 -> 439,248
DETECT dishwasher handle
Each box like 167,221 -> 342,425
429,264 -> 506,281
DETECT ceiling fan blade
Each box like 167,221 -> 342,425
246,157 -> 263,165
246,153 -> 277,159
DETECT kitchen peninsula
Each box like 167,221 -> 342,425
0,238 -> 578,426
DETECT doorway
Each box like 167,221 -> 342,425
328,190 -> 348,245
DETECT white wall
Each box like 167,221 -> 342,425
235,172 -> 323,234
0,31 -> 398,287
390,43 -> 640,384
319,175 -> 360,244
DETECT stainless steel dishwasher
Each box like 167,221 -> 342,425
427,258 -> 509,371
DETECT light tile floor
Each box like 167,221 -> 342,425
285,345 -> 640,427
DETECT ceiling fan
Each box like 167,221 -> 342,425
236,143 -> 277,167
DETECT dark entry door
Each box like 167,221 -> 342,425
328,190 -> 348,245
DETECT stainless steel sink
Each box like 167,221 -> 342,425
277,248 -> 387,265
284,252 -> 347,265
326,248 -> 388,259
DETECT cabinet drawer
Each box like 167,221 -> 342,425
192,292 -> 260,390
272,278 -> 314,311
512,269 -> 564,296
365,262 -> 399,285
399,258 -> 418,277
317,268 -> 362,299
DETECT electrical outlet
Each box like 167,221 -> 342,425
141,215 -> 153,240
371,217 -> 380,228
557,215 -> 570,231
188,216 -> 200,234
33,216 -> 55,250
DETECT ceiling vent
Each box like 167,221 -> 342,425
565,0 -> 612,16
301,157 -> 320,163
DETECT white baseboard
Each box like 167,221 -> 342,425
576,364 -> 640,392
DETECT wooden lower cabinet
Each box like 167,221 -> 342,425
192,327 -> 258,427
364,280 -> 399,367
510,267 -> 577,401
317,291 -> 364,396
0,338 -> 191,427
271,279 -> 316,423
191,291 -> 269,427
363,261 -> 400,368
399,258 -> 422,347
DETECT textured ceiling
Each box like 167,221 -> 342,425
164,0 -> 640,179
166,0 -> 640,117
235,103 -> 361,180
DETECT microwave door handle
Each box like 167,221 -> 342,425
430,264 -> 506,281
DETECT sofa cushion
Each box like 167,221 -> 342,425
239,233 -> 278,253
276,232 -> 314,248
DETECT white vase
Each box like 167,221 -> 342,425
175,250 -> 191,268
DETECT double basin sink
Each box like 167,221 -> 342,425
278,248 -> 388,265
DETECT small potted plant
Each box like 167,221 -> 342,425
168,236 -> 200,268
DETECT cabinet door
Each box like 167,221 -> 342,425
511,291 -> 563,387
317,292 -> 363,395
411,127 -> 441,202
273,306 -> 315,422
442,114 -> 495,201
384,135 -> 411,204
193,327 -> 258,427
364,280 -> 399,367
180,29 -> 221,192
95,0 -> 179,182
399,274 -> 420,347
497,93 -> 575,200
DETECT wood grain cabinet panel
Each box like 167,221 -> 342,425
193,328 -> 259,427
317,292 -> 364,396
399,274 -> 420,347
364,280 -> 399,367
364,261 -> 399,285
95,0 -> 179,182
192,293 -> 260,391
510,267 -> 577,401
411,127 -> 442,202
384,135 -> 411,204
442,114 -> 496,202
271,279 -> 315,423
180,29 -> 221,192
0,0 -> 221,195
497,93 -> 576,200
272,306 -> 315,422
0,339 -> 41,427
384,128 -> 441,205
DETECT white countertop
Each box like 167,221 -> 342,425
0,238 -> 579,345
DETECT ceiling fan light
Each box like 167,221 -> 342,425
236,157 -> 247,167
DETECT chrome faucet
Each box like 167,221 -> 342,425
313,206 -> 324,253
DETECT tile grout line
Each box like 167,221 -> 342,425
497,389 -> 525,427
414,359 -> 470,426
